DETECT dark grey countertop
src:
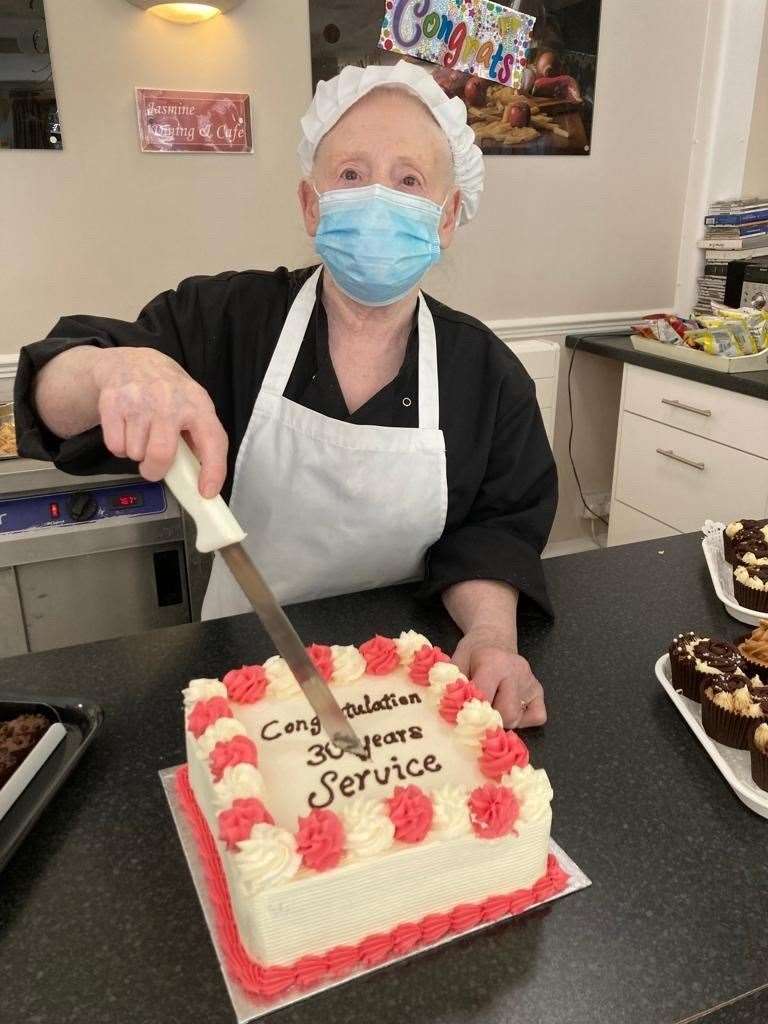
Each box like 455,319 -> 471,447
566,331 -> 768,400
1,532 -> 766,1024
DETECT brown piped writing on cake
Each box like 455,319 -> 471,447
258,692 -> 424,743
308,754 -> 444,809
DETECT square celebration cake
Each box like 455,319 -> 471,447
178,631 -> 566,997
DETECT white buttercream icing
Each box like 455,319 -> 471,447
395,630 -> 430,666
426,662 -> 464,703
264,656 -> 301,699
330,645 -> 367,685
735,565 -> 768,591
196,716 -> 248,758
755,722 -> 768,753
726,521 -> 744,539
233,823 -> 301,893
454,699 -> 503,749
431,783 -> 472,839
182,678 -> 227,708
338,797 -> 395,858
212,762 -> 266,807
742,551 -> 768,567
503,765 -> 553,825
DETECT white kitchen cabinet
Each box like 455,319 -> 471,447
608,364 -> 768,546
505,339 -> 560,445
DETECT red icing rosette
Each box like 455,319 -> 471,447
209,734 -> 259,782
409,644 -> 451,685
307,644 -> 333,682
296,809 -> 345,871
223,665 -> 268,704
218,797 -> 274,850
478,728 -> 530,780
187,696 -> 233,739
386,784 -> 433,842
468,783 -> 519,839
438,679 -> 487,723
359,635 -> 399,675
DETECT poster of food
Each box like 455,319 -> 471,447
309,1 -> 602,155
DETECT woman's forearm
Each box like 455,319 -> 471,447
33,346 -> 104,439
442,579 -> 519,649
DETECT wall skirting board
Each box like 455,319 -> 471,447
0,355 -> 19,381
485,310 -> 647,344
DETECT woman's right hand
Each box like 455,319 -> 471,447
92,347 -> 228,497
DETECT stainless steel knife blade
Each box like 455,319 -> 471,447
219,543 -> 366,758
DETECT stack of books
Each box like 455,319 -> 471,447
693,198 -> 768,315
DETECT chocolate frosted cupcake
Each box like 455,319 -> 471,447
749,720 -> 768,792
733,563 -> 768,613
723,519 -> 768,564
738,621 -> 768,684
668,635 -> 745,702
700,674 -> 765,749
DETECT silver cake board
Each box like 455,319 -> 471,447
160,766 -> 591,1023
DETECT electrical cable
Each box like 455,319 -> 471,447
567,339 -> 609,527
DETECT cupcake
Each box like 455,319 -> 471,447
700,674 -> 765,749
668,635 -> 745,702
732,534 -> 768,568
749,720 -> 768,792
723,518 -> 768,564
733,563 -> 768,613
737,621 -> 768,684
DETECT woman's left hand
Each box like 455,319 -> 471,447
452,631 -> 547,730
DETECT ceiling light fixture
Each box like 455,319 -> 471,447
126,1 -> 245,25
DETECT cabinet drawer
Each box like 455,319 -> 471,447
505,340 -> 557,379
533,377 -> 554,407
624,365 -> 768,460
615,412 -> 768,533
608,500 -> 680,547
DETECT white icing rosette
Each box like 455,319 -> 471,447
502,765 -> 553,826
233,823 -> 301,893
330,644 -> 367,685
212,762 -> 266,808
195,716 -> 248,758
264,655 -> 301,700
431,783 -> 472,839
182,678 -> 227,708
338,797 -> 395,858
395,630 -> 430,667
426,662 -> 465,703
454,699 -> 503,750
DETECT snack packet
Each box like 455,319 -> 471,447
696,316 -> 757,354
632,313 -> 694,345
683,327 -> 743,357
710,302 -> 768,351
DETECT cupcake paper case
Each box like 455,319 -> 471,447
733,563 -> 768,614
700,676 -> 765,750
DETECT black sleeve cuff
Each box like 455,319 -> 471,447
14,337 -> 134,476
421,523 -> 554,618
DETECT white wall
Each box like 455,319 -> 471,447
1,0 -> 714,544
744,8 -> 768,194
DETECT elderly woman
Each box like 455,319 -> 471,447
14,62 -> 556,729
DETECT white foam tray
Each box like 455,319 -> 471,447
701,520 -> 765,627
655,654 -> 768,819
630,334 -> 768,372
160,766 -> 591,1023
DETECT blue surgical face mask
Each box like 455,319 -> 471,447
313,183 -> 445,307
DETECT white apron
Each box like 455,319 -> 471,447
201,267 -> 448,619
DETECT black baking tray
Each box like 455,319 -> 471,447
0,697 -> 103,871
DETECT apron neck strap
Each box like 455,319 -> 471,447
262,266 -> 440,430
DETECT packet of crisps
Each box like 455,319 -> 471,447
710,302 -> 768,351
683,327 -> 743,357
632,313 -> 694,344
696,315 -> 758,354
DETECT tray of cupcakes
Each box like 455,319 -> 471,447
655,625 -> 768,818
701,518 -> 768,626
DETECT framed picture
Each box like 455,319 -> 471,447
309,0 -> 602,156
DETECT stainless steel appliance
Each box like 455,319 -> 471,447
740,256 -> 768,310
0,459 -> 199,657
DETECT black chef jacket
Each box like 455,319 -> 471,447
15,266 -> 558,615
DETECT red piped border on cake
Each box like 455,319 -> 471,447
176,764 -> 569,1000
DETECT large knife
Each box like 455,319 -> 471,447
165,439 -> 366,758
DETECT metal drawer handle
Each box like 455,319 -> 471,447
661,398 -> 712,417
656,448 -> 705,471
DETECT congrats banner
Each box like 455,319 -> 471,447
379,0 -> 535,87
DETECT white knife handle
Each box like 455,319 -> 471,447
165,438 -> 246,553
